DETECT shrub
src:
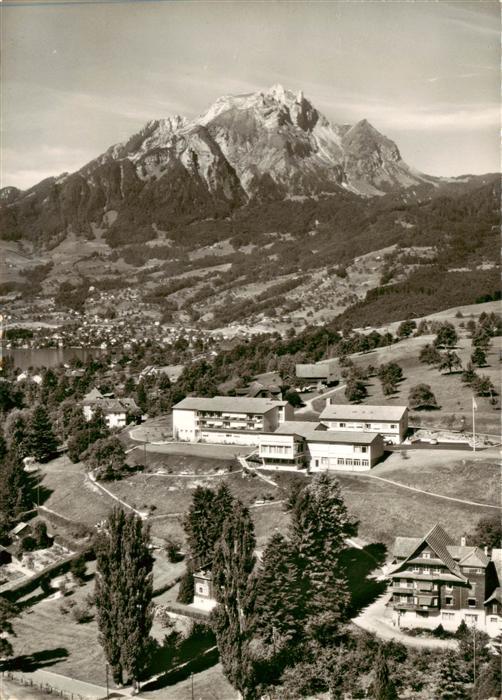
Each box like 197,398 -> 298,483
70,554 -> 87,584
72,602 -> 93,624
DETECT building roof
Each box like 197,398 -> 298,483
173,396 -> 287,413
454,547 -> 490,568
83,389 -> 140,415
275,421 -> 326,433
491,548 -> 502,584
389,524 -> 492,583
10,522 -> 30,536
484,587 -> 501,605
319,403 -> 408,422
82,388 -> 104,403
275,422 -> 380,445
296,361 -> 337,379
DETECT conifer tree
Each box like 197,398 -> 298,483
95,508 -> 154,688
250,532 -> 300,647
184,483 -> 234,568
28,404 -> 58,462
436,652 -> 469,699
211,500 -> 257,699
289,473 -> 356,644
372,647 -> 398,700
0,450 -> 32,531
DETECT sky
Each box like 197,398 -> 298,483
1,0 -> 500,190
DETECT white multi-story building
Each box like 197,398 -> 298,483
258,421 -> 384,471
172,396 -> 294,446
319,402 -> 408,444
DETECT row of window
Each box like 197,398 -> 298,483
262,445 -> 293,454
333,422 -> 398,429
314,458 -> 370,467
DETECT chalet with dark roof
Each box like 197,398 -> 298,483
388,524 -> 502,637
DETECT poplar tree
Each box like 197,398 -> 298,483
95,508 -> 154,688
211,500 -> 257,699
289,472 -> 356,645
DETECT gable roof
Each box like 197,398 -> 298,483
82,388 -> 104,403
454,547 -> 490,568
173,396 -> 287,413
491,548 -> 502,584
389,524 -> 467,583
320,404 -> 407,422
484,587 -> 502,606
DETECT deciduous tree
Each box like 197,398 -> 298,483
211,500 -> 257,699
95,508 -> 154,687
408,384 -> 438,410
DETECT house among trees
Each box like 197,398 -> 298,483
192,569 -> 217,611
172,396 -> 294,445
258,421 -> 384,471
319,402 -> 408,444
388,524 -> 502,637
139,364 -> 185,383
295,360 -> 338,387
82,388 -> 142,429
9,521 -> 32,541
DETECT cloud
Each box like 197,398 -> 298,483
316,91 -> 500,132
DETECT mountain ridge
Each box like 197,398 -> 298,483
1,84 -> 449,249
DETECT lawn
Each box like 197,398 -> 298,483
105,469 -> 280,519
127,449 -> 236,475
310,331 -> 501,434
336,473 -> 492,548
372,449 -> 500,506
38,457 -> 112,526
142,663 -> 237,700
9,578 -> 109,688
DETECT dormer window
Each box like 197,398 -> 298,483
422,552 -> 431,559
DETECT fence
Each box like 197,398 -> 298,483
1,671 -> 99,700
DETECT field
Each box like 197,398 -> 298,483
311,327 -> 501,434
38,457 -> 113,526
266,448 -> 500,548
372,449 -> 499,505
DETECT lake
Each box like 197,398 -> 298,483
2,347 -> 106,370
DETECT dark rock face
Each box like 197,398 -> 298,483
0,84 -> 455,247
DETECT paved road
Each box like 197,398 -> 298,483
296,383 -> 346,414
353,592 -> 457,650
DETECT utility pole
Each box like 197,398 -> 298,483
473,626 -> 477,688
106,662 -> 109,700
472,396 -> 477,452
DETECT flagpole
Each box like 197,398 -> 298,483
472,397 -> 476,453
